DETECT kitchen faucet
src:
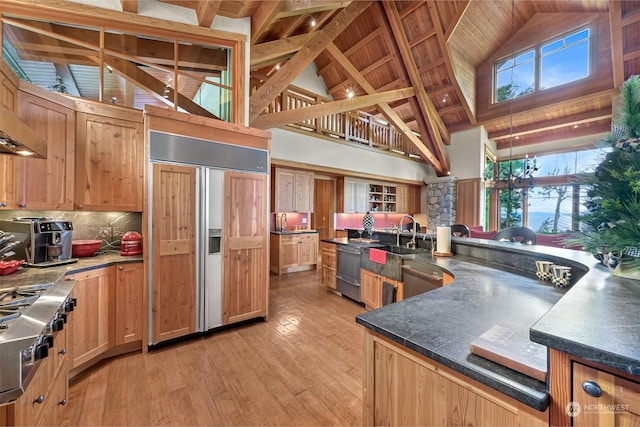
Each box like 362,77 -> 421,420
397,215 -> 416,248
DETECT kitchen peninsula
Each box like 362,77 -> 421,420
347,231 -> 640,426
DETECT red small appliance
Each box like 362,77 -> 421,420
121,231 -> 142,256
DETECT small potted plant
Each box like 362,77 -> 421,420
570,75 -> 640,278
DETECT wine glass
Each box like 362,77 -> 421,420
357,228 -> 364,240
367,228 -> 373,240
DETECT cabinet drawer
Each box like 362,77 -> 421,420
323,266 -> 337,289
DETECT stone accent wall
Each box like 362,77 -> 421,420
426,180 -> 456,233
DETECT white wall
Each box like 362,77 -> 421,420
447,126 -> 488,180
291,63 -> 331,99
270,128 -> 434,182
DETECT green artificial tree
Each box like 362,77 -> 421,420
571,75 -> 640,272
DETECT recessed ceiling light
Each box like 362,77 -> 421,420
573,125 -> 579,129
310,17 -> 316,27
346,88 -> 355,99
275,63 -> 281,70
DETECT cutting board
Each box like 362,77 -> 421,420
469,323 -> 547,382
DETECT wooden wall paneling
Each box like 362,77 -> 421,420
456,178 -> 482,226
151,163 -> 197,344
223,170 -> 268,325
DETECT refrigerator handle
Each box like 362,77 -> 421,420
208,229 -> 222,254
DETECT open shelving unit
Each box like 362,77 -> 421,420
369,184 -> 397,212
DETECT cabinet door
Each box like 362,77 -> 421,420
274,169 -> 295,212
321,242 -> 337,289
280,235 -> 300,268
115,263 -> 144,345
294,172 -> 314,212
223,171 -> 268,325
344,179 -> 369,213
298,234 -> 318,265
573,363 -> 640,426
151,163 -> 196,344
360,269 -> 380,309
69,268 -> 113,369
75,111 -> 143,211
16,91 -> 75,210
0,155 -> 17,209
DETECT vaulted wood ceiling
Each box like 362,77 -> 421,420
5,0 -> 640,176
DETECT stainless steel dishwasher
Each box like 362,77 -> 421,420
336,245 -> 362,302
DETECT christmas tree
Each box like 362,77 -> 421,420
572,75 -> 640,269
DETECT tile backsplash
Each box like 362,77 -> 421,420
0,210 -> 142,252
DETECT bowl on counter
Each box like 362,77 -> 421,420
71,240 -> 102,257
0,260 -> 24,276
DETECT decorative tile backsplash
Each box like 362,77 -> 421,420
0,210 -> 142,252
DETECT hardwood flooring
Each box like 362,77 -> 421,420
60,269 -> 366,426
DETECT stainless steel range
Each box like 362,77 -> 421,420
0,279 -> 76,403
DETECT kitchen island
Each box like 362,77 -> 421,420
352,231 -> 640,426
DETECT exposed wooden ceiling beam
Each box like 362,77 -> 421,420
249,1 -> 372,123
324,42 -> 444,174
497,123 -> 611,150
251,33 -> 316,69
426,2 -> 476,126
489,108 -> 612,140
276,1 -> 351,19
195,0 -> 221,28
443,1 -> 470,43
252,87 -> 415,129
251,1 -> 285,44
382,1 -> 450,167
120,0 -> 137,13
609,0 -> 625,88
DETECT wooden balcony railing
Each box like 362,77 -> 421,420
251,76 -> 421,161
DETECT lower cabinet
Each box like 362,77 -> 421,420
270,233 -> 319,275
360,268 -> 403,310
115,263 -> 144,345
11,316 -> 69,426
69,263 -> 143,371
321,242 -> 337,289
363,330 -> 548,426
69,267 -> 113,370
571,362 -> 640,426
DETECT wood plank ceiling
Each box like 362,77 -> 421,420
6,0 -> 640,176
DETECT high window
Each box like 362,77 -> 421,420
495,28 -> 590,103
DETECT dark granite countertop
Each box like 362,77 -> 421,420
353,232 -> 640,411
0,251 -> 143,290
271,230 -> 319,235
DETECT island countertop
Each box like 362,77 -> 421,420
353,234 -> 640,411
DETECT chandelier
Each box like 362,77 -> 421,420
485,0 -> 539,197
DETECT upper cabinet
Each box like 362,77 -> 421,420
75,102 -> 144,211
0,60 -> 19,209
273,168 -> 314,212
339,177 -> 369,213
15,89 -> 76,210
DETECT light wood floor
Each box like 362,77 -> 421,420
60,269 -> 366,426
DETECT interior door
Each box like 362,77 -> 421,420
313,178 -> 335,240
151,163 -> 196,344
223,170 -> 268,325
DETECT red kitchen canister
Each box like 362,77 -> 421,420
121,231 -> 142,256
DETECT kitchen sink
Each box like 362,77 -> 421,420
381,245 -> 432,257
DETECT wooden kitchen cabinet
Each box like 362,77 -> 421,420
360,268 -> 402,310
223,171 -> 268,325
363,330 -> 548,427
273,168 -> 314,212
270,233 -> 318,275
571,362 -> 640,426
68,267 -> 114,370
15,89 -> 76,210
115,263 -> 144,345
11,322 -> 69,426
321,241 -> 337,289
339,177 -> 369,213
0,61 -> 19,210
75,102 -> 144,211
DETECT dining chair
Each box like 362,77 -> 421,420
492,226 -> 537,244
450,224 -> 470,237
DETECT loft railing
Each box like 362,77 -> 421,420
251,76 -> 421,161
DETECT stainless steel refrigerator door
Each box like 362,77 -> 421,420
203,168 -> 223,330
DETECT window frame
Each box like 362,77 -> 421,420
494,26 -> 591,104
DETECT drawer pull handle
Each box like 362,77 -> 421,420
582,380 -> 602,397
59,348 -> 67,355
58,399 -> 67,406
33,395 -> 45,405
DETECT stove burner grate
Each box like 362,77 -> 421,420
0,310 -> 21,328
